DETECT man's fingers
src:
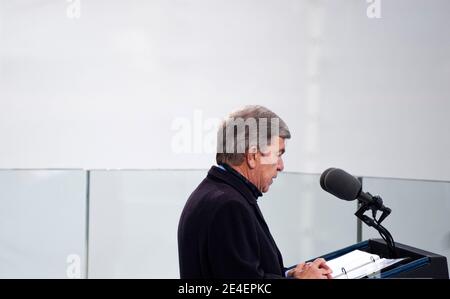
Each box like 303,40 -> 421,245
312,258 -> 330,269
321,268 -> 333,275
316,268 -> 332,278
312,258 -> 326,266
320,263 -> 332,272
312,258 -> 332,273
294,262 -> 306,271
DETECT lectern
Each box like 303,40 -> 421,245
314,239 -> 449,279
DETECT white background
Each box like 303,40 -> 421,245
1,0 -> 449,181
1,1 -> 449,279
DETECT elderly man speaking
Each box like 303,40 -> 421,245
178,105 -> 332,279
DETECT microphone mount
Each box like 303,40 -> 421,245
354,193 -> 397,258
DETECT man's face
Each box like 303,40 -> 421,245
257,137 -> 286,193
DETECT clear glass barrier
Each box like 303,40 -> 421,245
0,170 -> 87,278
1,169 -> 448,278
88,170 -> 356,278
362,177 -> 450,270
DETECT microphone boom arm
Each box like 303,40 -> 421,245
354,194 -> 397,258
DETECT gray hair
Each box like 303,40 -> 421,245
216,105 -> 291,166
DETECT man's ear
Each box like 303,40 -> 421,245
246,146 -> 258,169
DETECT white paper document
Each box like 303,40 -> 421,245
325,249 -> 405,279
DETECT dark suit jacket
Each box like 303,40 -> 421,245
178,165 -> 287,278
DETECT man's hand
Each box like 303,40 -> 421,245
288,258 -> 333,279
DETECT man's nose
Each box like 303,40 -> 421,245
277,158 -> 284,172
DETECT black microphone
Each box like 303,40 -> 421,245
320,168 -> 386,211
320,167 -> 396,257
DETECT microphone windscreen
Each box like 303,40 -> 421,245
320,168 -> 361,201
320,168 -> 335,191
